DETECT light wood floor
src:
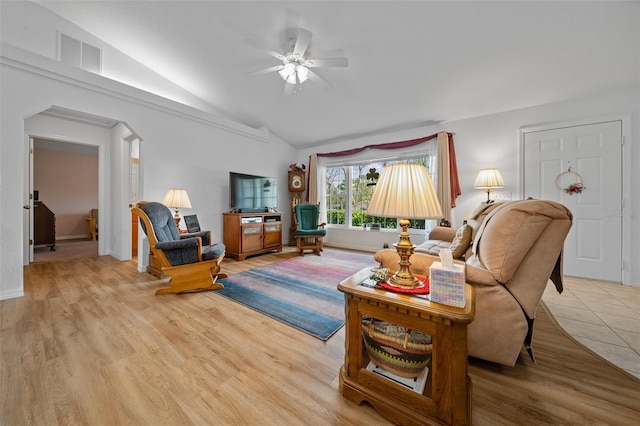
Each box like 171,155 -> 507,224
2,249 -> 639,425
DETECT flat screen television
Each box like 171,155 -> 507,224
229,172 -> 278,212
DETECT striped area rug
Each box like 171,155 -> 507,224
217,249 -> 376,340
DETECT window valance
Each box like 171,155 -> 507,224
308,132 -> 461,221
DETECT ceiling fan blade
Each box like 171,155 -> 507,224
307,48 -> 346,58
307,69 -> 332,89
306,57 -> 349,68
243,38 -> 285,60
247,65 -> 284,76
293,28 -> 312,57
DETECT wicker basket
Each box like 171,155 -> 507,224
362,317 -> 432,378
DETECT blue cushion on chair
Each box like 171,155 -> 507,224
140,202 -> 179,242
202,243 -> 226,261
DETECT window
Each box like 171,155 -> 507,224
325,152 -> 438,231
325,166 -> 347,225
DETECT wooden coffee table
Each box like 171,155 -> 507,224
337,268 -> 475,425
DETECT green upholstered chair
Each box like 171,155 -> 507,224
293,203 -> 327,255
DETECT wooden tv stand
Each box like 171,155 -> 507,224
223,212 -> 283,260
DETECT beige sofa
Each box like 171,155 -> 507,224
374,199 -> 573,366
414,226 -> 458,256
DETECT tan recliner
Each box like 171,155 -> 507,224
374,199 -> 573,366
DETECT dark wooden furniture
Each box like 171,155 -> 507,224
288,195 -> 302,246
338,268 -> 475,426
288,170 -> 305,245
34,201 -> 56,250
131,211 -> 138,257
223,212 -> 283,260
86,208 -> 98,240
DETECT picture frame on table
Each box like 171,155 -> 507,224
183,215 -> 200,233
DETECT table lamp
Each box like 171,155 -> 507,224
367,164 -> 442,288
474,168 -> 504,203
162,189 -> 192,228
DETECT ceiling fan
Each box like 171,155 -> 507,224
245,28 -> 349,95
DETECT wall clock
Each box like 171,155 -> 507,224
288,170 -> 305,193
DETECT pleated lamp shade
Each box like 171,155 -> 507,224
162,189 -> 192,212
367,164 -> 442,220
474,169 -> 505,189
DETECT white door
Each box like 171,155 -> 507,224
523,121 -> 622,282
26,137 -> 35,263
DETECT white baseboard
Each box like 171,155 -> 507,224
56,234 -> 90,240
0,289 -> 24,301
324,242 -> 377,253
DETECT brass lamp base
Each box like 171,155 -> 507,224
389,218 -> 421,288
173,208 -> 181,229
389,269 -> 421,288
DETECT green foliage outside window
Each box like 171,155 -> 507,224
327,209 -> 346,225
351,211 -> 396,228
408,219 -> 426,230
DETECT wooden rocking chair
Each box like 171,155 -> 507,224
132,201 -> 227,295
293,203 -> 327,255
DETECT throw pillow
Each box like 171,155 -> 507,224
449,224 -> 472,259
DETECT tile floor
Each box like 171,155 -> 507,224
542,276 -> 640,379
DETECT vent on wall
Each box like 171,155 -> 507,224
59,33 -> 102,74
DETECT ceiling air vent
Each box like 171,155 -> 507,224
59,33 -> 102,74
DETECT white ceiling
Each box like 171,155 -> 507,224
37,1 -> 639,149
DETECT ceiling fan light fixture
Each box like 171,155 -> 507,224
278,62 -> 296,81
246,27 -> 348,91
296,64 -> 309,83
279,61 -> 309,85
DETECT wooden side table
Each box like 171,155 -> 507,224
338,268 -> 475,426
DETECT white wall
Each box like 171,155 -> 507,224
298,86 -> 640,286
33,147 -> 99,238
0,44 -> 296,300
0,0 -> 222,115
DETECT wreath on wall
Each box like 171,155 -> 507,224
555,167 -> 585,195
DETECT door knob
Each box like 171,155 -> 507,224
23,205 -> 31,209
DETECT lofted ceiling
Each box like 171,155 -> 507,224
36,1 -> 639,149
